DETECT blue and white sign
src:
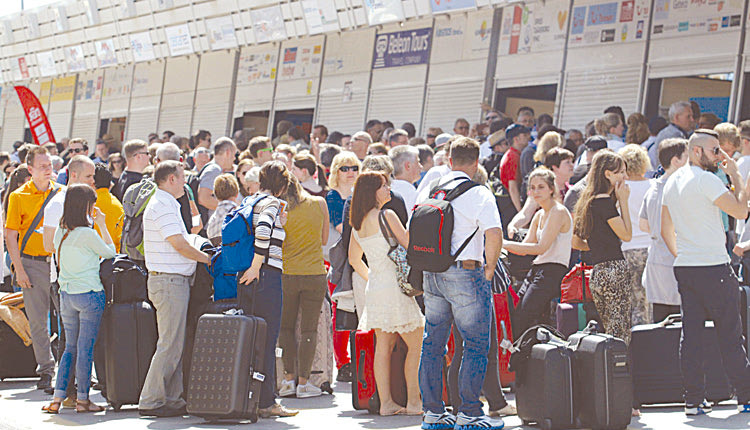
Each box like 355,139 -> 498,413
364,0 -> 405,26
430,0 -> 476,14
372,28 -> 432,69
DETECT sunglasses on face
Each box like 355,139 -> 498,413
485,115 -> 499,121
339,165 -> 359,173
702,146 -> 721,156
70,148 -> 86,154
258,148 -> 273,153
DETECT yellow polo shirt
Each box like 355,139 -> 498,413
94,188 -> 124,253
5,180 -> 59,257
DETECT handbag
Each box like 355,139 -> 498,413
335,307 -> 359,331
378,210 -> 422,297
560,261 -> 593,304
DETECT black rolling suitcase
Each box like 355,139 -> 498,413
514,330 -> 575,430
568,325 -> 632,430
186,313 -> 267,422
103,301 -> 158,411
0,317 -> 37,380
630,315 -> 734,406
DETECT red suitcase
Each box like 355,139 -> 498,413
494,291 -> 517,387
350,330 -> 407,413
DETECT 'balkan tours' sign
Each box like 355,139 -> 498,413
372,28 -> 432,69
15,86 -> 55,145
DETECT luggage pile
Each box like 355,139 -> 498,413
0,292 -> 37,381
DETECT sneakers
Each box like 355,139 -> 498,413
296,381 -> 322,398
455,412 -> 504,430
336,363 -> 353,383
488,403 -> 516,417
685,401 -> 712,416
258,402 -> 299,418
421,411 -> 457,430
279,379 -> 296,397
739,403 -> 750,413
37,374 -> 52,390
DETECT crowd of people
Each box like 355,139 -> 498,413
1,100 -> 749,429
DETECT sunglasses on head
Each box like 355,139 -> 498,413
339,165 -> 359,173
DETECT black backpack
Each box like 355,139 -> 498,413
407,177 -> 480,273
99,254 -> 148,304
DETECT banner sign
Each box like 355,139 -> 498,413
14,86 -> 56,145
95,39 -> 118,67
130,31 -> 156,62
364,0 -> 405,26
500,2 -> 569,55
372,28 -> 432,69
302,0 -> 340,34
430,0 -> 476,14
251,5 -> 287,43
569,0 -> 650,46
165,24 -> 194,56
206,16 -> 238,50
65,45 -> 87,73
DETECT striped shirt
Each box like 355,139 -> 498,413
250,193 -> 285,271
143,188 -> 197,276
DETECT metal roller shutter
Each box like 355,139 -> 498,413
316,91 -> 367,135
1,98 -> 25,151
72,71 -> 103,143
558,67 -> 642,130
192,51 -> 234,138
100,66 -> 134,120
47,76 -> 77,140
423,80 -> 484,134
127,62 -> 164,141
233,82 -> 274,117
367,85 -> 425,132
71,114 -> 99,144
192,93 -> 231,137
649,55 -> 735,79
159,57 -> 199,136
48,112 -> 73,140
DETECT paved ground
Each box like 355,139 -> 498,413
1,377 -> 749,429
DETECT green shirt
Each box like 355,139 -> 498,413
53,227 -> 116,294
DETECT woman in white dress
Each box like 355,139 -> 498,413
348,171 -> 424,416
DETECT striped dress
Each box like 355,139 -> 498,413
251,193 -> 286,271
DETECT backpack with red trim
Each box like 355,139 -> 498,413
407,177 -> 480,273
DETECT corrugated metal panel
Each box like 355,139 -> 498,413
558,67 -> 641,130
192,87 -> 231,137
316,91 -> 367,135
2,98 -> 25,151
100,66 -> 134,119
71,114 -> 99,144
649,55 -> 734,79
367,85 -> 424,132
422,80 -> 483,134
126,104 -> 159,141
234,82 -> 275,116
47,111 -> 72,140
158,106 -> 193,137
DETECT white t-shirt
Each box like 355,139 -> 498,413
737,155 -> 750,182
143,188 -> 197,276
390,178 -> 417,217
416,164 -> 451,196
415,171 -> 501,262
662,165 -> 730,267
43,189 -> 67,283
621,179 -> 651,251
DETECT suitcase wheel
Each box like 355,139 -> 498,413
249,413 -> 258,423
111,402 -> 122,412
321,381 -> 333,395
541,418 -> 553,430
521,420 -> 532,426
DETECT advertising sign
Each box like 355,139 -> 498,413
430,0 -> 477,13
37,51 -> 56,77
364,0 -> 405,26
15,85 -> 55,145
302,0 -> 340,34
251,5 -> 287,43
130,31 -> 156,62
95,39 -> 118,67
64,45 -> 86,73
165,24 -> 194,56
569,0 -> 650,46
499,2 -> 569,55
206,15 -> 238,50
372,28 -> 432,69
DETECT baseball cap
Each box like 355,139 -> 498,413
505,124 -> 531,141
584,136 -> 608,151
434,133 -> 453,149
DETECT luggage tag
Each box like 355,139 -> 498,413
499,320 -> 518,353
276,347 -> 283,358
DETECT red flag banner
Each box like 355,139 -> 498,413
14,85 -> 55,146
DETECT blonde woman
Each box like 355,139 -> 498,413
533,131 -> 563,165
595,113 -> 625,151
618,144 -> 652,326
326,151 -> 361,237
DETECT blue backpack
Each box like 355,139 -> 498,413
220,194 -> 269,273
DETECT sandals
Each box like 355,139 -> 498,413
75,400 -> 105,413
42,401 -> 61,414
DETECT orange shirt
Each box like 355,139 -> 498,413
5,180 -> 59,257
94,188 -> 124,253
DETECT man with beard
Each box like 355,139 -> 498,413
661,129 -> 750,416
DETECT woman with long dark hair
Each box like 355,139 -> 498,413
291,153 -> 328,197
43,184 -> 116,414
572,151 -> 633,344
348,172 -> 424,416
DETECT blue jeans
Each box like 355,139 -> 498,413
419,265 -> 492,417
674,264 -> 750,405
54,290 -> 105,401
240,267 -> 283,409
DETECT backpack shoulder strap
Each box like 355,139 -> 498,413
21,182 -> 60,255
443,179 -> 481,202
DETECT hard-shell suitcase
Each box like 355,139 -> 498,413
350,330 -> 407,413
103,301 -> 158,411
186,313 -> 267,422
556,302 -> 601,339
276,298 -> 334,394
0,317 -> 37,380
630,315 -> 734,406
515,342 -> 575,430
568,329 -> 632,430
493,292 -> 516,387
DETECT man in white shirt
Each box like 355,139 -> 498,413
661,130 -> 750,416
416,134 -> 455,196
417,137 -> 505,430
736,120 -> 750,182
138,161 -> 209,418
389,145 -> 421,215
